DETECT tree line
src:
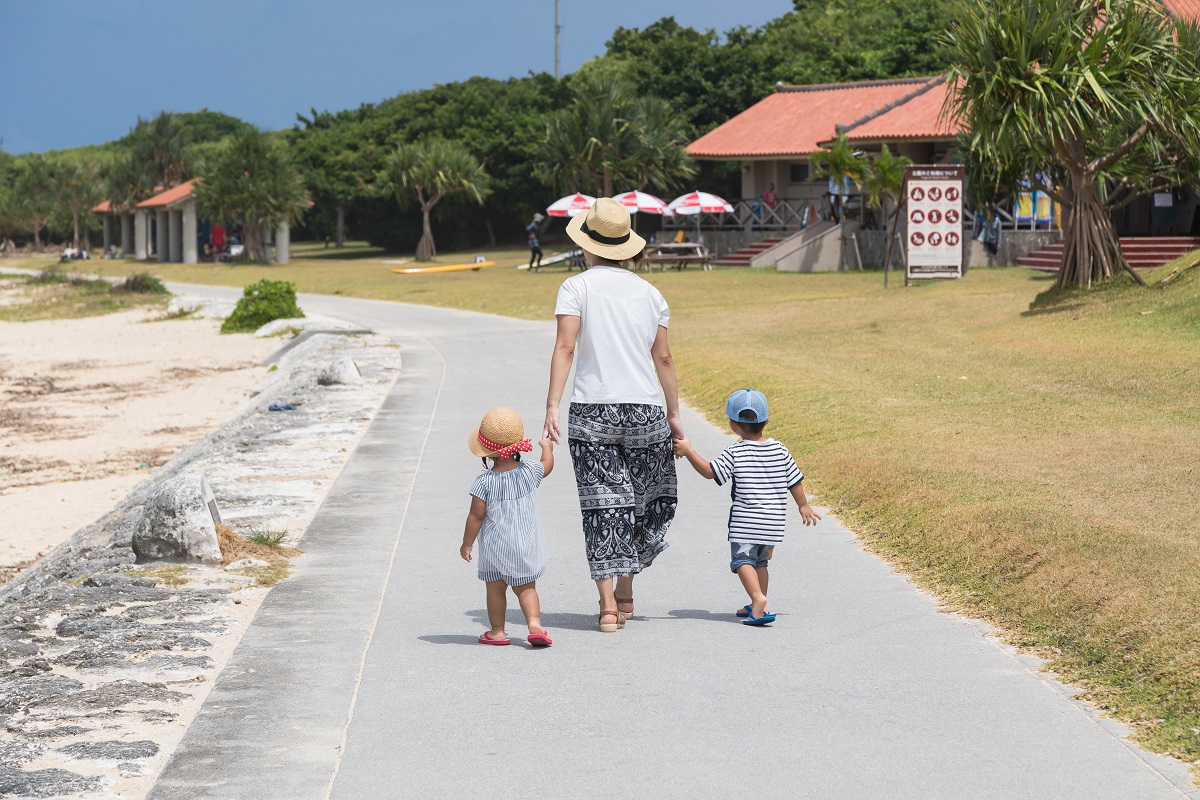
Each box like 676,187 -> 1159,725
0,0 -> 955,257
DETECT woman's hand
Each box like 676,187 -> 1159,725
459,542 -> 473,562
667,414 -> 684,442
543,406 -> 562,444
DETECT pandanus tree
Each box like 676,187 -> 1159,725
942,0 -> 1200,288
534,74 -> 696,197
194,128 -> 310,262
383,139 -> 492,261
811,133 -> 867,271
860,144 -> 912,284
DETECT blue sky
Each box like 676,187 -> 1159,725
0,0 -> 793,154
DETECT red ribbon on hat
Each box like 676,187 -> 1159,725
478,431 -> 532,459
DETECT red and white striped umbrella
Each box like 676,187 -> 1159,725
667,191 -> 734,215
546,193 -> 597,217
614,190 -> 673,216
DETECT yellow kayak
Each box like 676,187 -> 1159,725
390,261 -> 496,275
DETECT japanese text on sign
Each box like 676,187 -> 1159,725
904,164 -> 965,280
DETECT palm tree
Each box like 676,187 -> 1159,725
534,74 -> 696,197
811,133 -> 867,272
943,0 -> 1200,288
383,139 -> 491,261
137,112 -> 192,189
860,145 -> 913,286
194,128 -> 310,262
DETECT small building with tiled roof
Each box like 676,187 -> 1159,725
91,179 -> 294,265
688,76 -> 958,213
135,180 -> 201,264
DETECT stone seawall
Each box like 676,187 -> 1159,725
0,319 -> 401,799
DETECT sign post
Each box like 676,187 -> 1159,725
904,165 -> 965,284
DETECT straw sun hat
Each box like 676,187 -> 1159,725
468,407 -> 532,459
566,197 -> 647,262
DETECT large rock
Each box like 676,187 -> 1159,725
132,475 -> 222,565
317,356 -> 362,386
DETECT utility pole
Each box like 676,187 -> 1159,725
555,0 -> 561,79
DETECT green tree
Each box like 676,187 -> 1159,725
860,144 -> 912,283
134,112 -> 192,189
534,74 -> 696,198
383,139 -> 492,261
54,161 -> 102,250
290,110 -> 378,247
943,0 -> 1200,288
811,133 -> 867,272
7,155 -> 57,249
194,128 -> 310,262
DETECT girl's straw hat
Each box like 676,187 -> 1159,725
468,407 -> 531,458
566,197 -> 646,261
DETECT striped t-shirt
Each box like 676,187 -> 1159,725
709,439 -> 804,545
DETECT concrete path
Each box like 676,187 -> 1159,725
150,285 -> 1195,800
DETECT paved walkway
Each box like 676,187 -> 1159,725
150,286 -> 1195,800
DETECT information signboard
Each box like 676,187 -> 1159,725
904,165 -> 965,280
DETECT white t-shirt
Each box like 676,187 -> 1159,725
554,266 -> 670,406
709,438 -> 804,544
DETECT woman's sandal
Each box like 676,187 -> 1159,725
598,606 -> 627,633
615,596 -> 635,620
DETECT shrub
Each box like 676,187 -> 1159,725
115,273 -> 169,294
35,266 -> 69,284
221,279 -> 304,333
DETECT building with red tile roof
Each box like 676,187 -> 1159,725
135,179 -> 198,210
1161,0 -> 1200,20
829,79 -> 961,147
688,76 -> 960,213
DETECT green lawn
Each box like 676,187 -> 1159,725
24,242 -> 1200,768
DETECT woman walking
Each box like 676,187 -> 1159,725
543,197 -> 683,633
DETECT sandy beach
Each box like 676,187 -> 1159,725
0,294 -> 275,583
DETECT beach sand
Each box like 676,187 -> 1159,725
0,298 -> 275,583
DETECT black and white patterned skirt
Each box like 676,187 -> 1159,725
568,403 -> 678,580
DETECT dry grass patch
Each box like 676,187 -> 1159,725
216,523 -> 300,566
217,523 -> 301,588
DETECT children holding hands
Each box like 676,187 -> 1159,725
673,389 -> 820,626
461,407 -> 555,647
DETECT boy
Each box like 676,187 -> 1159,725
673,388 -> 820,626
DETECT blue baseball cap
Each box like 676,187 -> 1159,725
726,388 -> 769,423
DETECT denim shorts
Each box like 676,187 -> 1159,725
730,542 -> 775,572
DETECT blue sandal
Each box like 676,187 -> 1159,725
736,605 -> 753,618
742,611 -> 777,626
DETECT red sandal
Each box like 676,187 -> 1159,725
478,632 -> 511,645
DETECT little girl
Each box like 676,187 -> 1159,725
460,407 -> 555,647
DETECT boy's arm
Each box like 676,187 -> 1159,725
539,438 -> 554,479
788,482 -> 822,525
460,496 -> 487,561
672,438 -> 715,480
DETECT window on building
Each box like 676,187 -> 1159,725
789,163 -> 810,183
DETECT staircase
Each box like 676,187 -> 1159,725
716,237 -> 784,266
1017,236 -> 1200,272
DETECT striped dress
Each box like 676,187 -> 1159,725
709,439 -> 804,545
469,461 -> 546,586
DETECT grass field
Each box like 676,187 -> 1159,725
16,241 -> 1200,767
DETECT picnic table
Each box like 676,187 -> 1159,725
645,241 -> 712,271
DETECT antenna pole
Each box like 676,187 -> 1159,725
555,0 -> 561,79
